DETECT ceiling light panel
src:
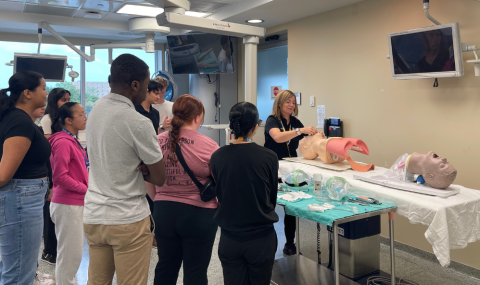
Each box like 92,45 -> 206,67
185,11 -> 210,17
117,4 -> 164,17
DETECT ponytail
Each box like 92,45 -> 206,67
229,102 -> 260,139
169,116 -> 183,163
0,88 -> 15,121
168,94 -> 205,163
0,71 -> 43,122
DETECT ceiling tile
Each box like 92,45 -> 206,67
73,9 -> 108,17
0,1 -> 23,11
190,2 -> 231,13
23,3 -> 78,16
82,0 -> 120,12
25,0 -> 82,8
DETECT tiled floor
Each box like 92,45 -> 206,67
34,206 -> 480,285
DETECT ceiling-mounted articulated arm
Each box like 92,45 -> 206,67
423,0 -> 441,25
39,22 -> 95,62
38,22 -> 156,63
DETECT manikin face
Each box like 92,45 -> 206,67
409,151 -> 457,189
281,96 -> 296,117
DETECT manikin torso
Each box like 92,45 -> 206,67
299,134 -> 345,163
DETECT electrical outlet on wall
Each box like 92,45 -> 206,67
310,96 -> 315,107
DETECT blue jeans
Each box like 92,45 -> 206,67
0,179 -> 48,285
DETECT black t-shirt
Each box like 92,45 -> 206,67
211,143 -> 279,241
0,108 -> 51,179
135,104 -> 160,135
264,115 -> 305,161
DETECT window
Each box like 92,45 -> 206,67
1,41 -> 158,116
84,48 -> 156,114
257,46 -> 289,121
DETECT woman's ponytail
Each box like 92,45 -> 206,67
229,102 -> 259,139
0,88 -> 15,121
168,94 -> 205,163
0,71 -> 43,122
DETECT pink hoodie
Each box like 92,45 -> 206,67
48,132 -> 89,206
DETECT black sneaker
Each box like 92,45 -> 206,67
283,243 -> 297,256
41,253 -> 56,265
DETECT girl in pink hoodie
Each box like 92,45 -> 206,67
48,102 -> 88,285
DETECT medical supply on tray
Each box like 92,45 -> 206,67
351,194 -> 381,205
282,170 -> 313,190
308,203 -> 335,213
313,173 -> 323,196
278,191 -> 312,202
325,176 -> 350,200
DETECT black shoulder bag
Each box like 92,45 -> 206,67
174,143 -> 217,202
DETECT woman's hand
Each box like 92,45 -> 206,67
300,126 -> 317,136
46,189 -> 53,201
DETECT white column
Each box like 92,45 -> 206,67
243,36 -> 259,105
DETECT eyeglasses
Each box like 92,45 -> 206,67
73,114 -> 88,120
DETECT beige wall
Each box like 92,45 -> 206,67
265,0 -> 480,269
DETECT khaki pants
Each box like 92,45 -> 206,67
84,216 -> 153,285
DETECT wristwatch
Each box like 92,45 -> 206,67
160,124 -> 165,131
295,128 -> 301,135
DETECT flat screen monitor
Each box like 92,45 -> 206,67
14,53 -> 67,82
167,34 -> 234,74
388,23 -> 463,80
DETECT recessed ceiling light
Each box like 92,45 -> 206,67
185,11 -> 210,18
117,4 -> 164,17
246,19 -> 264,24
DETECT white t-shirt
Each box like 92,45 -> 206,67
39,114 -> 52,135
218,49 -> 234,73
152,101 -> 174,127
84,93 -> 164,225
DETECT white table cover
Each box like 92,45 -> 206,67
279,160 -> 480,267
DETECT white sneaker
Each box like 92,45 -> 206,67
33,271 -> 55,285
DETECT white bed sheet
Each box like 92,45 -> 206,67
279,160 -> 480,267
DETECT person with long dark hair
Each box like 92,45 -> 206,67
40,88 -> 71,138
49,102 -> 88,285
211,102 -> 279,285
153,94 -> 219,285
0,71 -> 50,284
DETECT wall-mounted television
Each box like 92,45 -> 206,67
14,53 -> 67,82
167,34 -> 234,75
388,22 -> 463,80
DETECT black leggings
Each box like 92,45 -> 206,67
284,214 -> 296,245
219,232 -> 277,285
43,201 -> 57,256
153,201 -> 218,285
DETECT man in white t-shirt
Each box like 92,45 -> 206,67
84,54 -> 166,284
151,76 -> 173,133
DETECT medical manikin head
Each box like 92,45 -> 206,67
299,134 -> 343,163
407,151 -> 457,189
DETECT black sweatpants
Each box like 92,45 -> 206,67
284,214 -> 296,245
153,201 -> 218,285
219,231 -> 277,285
43,201 -> 57,257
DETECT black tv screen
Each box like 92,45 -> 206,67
391,27 -> 455,74
14,54 -> 66,82
167,34 -> 234,74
